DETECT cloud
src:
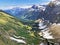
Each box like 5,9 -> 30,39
51,0 -> 55,1
19,5 -> 32,8
41,0 -> 60,5
0,6 -> 16,10
41,2 -> 50,5
51,0 -> 60,1
1,5 -> 32,10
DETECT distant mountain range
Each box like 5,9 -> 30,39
3,1 -> 60,23
4,5 -> 45,20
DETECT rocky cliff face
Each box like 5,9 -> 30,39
44,1 -> 60,23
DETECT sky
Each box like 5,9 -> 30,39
0,0 -> 52,9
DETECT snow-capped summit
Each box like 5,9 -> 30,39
31,5 -> 45,11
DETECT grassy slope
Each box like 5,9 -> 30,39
0,11 -> 40,45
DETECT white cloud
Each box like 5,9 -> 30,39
1,5 -> 32,10
41,0 -> 60,5
2,0 -> 60,10
51,0 -> 55,1
0,6 -> 16,10
51,0 -> 60,1
19,5 -> 32,8
41,2 -> 50,5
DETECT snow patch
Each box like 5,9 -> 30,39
41,30 -> 54,39
38,20 -> 54,39
10,37 -> 26,44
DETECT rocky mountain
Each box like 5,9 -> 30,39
4,1 -> 60,23
44,1 -> 60,23
4,5 -> 45,20
21,5 -> 45,20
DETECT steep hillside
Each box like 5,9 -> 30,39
0,11 -> 40,45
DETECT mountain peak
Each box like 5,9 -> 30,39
31,5 -> 39,9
